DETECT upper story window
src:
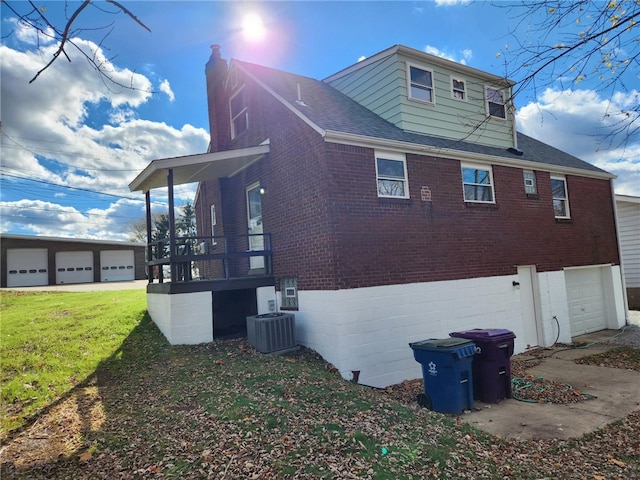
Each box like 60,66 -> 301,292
523,171 -> 537,195
551,176 -> 570,218
408,64 -> 434,103
486,87 -> 506,119
376,151 -> 409,199
230,85 -> 248,139
462,163 -> 495,203
451,77 -> 466,101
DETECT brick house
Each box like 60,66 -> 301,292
129,44 -> 627,388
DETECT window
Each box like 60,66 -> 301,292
462,163 -> 495,203
523,171 -> 537,195
551,176 -> 570,218
451,77 -> 466,100
230,86 -> 248,139
408,65 -> 434,103
210,204 -> 217,245
376,151 -> 409,198
486,87 -> 506,119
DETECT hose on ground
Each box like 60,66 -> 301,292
511,376 -> 597,403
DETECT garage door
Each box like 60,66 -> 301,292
6,248 -> 49,287
100,250 -> 135,282
565,267 -> 607,337
56,251 -> 94,285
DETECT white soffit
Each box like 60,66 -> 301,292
129,143 -> 270,192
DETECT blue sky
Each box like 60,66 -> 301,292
1,1 -> 638,240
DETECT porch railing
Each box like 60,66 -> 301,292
146,234 -> 272,284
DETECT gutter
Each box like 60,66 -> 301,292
323,129 -> 616,181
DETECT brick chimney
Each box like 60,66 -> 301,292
205,45 -> 229,152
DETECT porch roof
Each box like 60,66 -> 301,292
128,143 -> 270,193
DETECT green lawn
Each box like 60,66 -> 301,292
1,290 -> 638,479
1,290 -> 147,434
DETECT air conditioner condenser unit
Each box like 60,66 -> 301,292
246,312 -> 296,353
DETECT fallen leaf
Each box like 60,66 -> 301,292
78,451 -> 92,462
608,456 -> 626,467
214,359 -> 225,365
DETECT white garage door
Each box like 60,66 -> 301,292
100,250 -> 135,282
56,251 -> 94,285
6,248 -> 49,287
565,267 -> 607,337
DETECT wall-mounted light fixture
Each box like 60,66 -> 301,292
512,281 -> 520,289
259,187 -> 266,195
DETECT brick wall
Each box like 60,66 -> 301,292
198,63 -> 620,292
325,149 -> 619,289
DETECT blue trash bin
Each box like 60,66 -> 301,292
409,338 -> 476,414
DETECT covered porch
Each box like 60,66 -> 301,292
128,143 -> 276,343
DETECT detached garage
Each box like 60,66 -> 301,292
1,234 -> 146,288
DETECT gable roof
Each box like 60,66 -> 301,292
234,60 -> 613,179
325,44 -> 514,87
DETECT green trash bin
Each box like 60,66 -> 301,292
409,338 -> 476,414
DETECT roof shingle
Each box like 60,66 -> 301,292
235,60 -> 610,177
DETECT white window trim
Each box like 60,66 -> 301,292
210,204 -> 217,245
230,85 -> 248,139
551,175 -> 571,219
485,86 -> 507,120
461,162 -> 496,204
406,63 -> 435,105
229,67 -> 238,90
375,150 -> 409,199
450,76 -> 466,102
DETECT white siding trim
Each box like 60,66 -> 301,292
322,130 -> 616,180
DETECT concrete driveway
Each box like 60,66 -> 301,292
460,327 -> 640,440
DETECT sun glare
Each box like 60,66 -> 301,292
242,13 -> 266,42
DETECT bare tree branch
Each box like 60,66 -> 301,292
29,0 -> 91,83
4,0 -> 151,89
105,0 -> 151,32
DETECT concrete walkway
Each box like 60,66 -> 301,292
460,329 -> 640,440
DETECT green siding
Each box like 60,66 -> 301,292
327,52 -> 515,149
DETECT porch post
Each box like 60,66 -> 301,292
145,190 -> 153,284
168,168 -> 177,283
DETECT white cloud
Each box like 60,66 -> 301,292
424,45 -> 472,65
159,79 -> 175,102
435,0 -> 471,6
517,88 -> 640,196
0,197 -> 149,241
11,18 -> 56,46
0,40 -> 209,239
